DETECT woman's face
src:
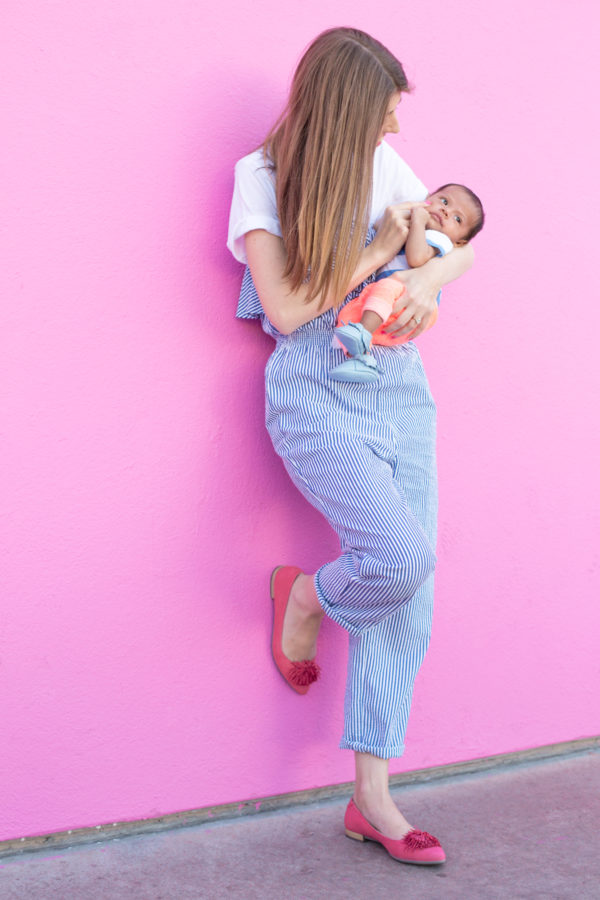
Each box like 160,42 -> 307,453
376,91 -> 402,146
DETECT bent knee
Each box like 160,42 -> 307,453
368,536 -> 436,599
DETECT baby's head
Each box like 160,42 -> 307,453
426,184 -> 484,246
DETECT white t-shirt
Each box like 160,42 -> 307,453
227,141 -> 428,264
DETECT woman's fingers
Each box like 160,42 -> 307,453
373,205 -> 420,257
373,201 -> 430,258
382,269 -> 439,339
376,202 -> 428,230
385,308 -> 432,339
387,200 -> 430,213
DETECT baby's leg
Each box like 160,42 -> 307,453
360,287 -> 396,334
361,309 -> 384,333
330,277 -> 410,381
334,279 -> 402,358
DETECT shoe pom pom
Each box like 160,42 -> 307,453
289,660 -> 320,686
403,830 -> 441,849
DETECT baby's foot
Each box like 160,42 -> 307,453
334,322 -> 372,356
330,354 -> 381,383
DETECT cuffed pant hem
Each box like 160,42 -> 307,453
339,739 -> 406,759
314,568 -> 363,637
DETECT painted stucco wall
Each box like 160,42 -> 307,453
2,1 -> 598,840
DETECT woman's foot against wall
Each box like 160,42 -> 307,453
282,573 -> 324,662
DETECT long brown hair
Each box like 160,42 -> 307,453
263,28 -> 410,307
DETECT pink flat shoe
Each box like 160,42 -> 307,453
270,566 -> 320,695
344,798 -> 446,866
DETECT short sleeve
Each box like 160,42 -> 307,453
227,151 -> 282,263
425,229 -> 453,256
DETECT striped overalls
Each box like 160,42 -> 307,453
238,267 -> 438,758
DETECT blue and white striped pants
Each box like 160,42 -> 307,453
265,326 -> 438,758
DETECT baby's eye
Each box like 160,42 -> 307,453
454,215 -> 462,223
440,197 -> 448,205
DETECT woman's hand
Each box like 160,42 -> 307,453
372,202 -> 429,263
384,243 -> 476,340
384,266 -> 441,340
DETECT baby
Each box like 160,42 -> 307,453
330,183 -> 485,382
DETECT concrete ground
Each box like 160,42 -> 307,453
1,749 -> 598,900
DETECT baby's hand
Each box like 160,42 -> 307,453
374,201 -> 428,258
410,205 -> 430,227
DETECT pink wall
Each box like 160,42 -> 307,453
2,2 -> 598,841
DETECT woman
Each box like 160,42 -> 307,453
227,28 -> 473,866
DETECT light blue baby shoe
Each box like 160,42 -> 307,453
330,353 -> 382,383
333,322 -> 372,357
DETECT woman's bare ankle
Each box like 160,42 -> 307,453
282,573 -> 323,660
290,573 -> 324,619
353,752 -> 412,838
353,790 -> 412,839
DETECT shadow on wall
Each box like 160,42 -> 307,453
185,60 -> 346,657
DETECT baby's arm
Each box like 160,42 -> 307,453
405,206 -> 438,268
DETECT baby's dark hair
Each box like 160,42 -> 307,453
433,183 -> 485,242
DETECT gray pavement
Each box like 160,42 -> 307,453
1,749 -> 598,900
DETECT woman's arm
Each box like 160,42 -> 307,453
245,201 -> 426,335
384,243 -> 475,339
245,231 -> 382,334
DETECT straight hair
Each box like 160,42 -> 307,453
263,28 -> 410,307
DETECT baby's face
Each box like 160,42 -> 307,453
426,186 -> 478,245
